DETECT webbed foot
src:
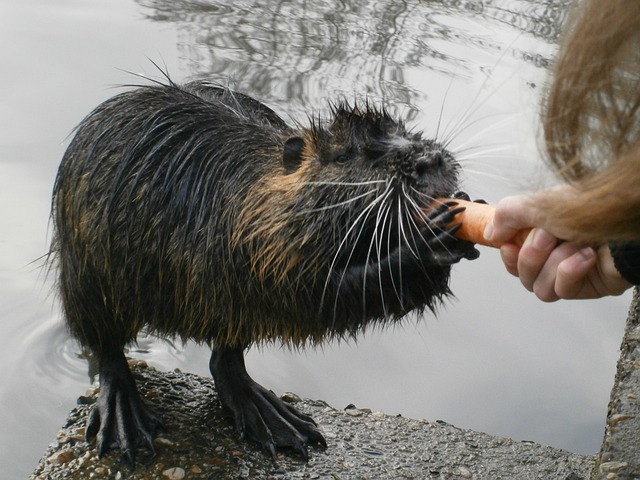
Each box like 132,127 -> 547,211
209,347 -> 326,460
86,351 -> 163,466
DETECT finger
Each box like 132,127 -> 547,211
531,241 -> 585,301
499,243 -> 520,277
554,247 -> 597,299
517,229 -> 558,292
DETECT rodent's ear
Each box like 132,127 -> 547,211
283,136 -> 305,173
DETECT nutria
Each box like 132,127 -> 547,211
50,77 -> 479,464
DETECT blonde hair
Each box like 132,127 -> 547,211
539,0 -> 640,243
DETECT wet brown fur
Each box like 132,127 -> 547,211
52,81 -> 466,353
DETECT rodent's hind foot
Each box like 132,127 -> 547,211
209,347 -> 326,461
86,351 -> 164,467
238,382 -> 326,460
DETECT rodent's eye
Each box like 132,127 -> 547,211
334,153 -> 349,165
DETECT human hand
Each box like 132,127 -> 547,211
484,195 -> 632,301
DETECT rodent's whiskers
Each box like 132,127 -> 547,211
449,115 -> 516,153
396,196 -> 421,260
406,187 -> 437,204
455,143 -> 513,162
300,180 -> 386,187
370,197 -> 393,319
407,186 -> 457,261
295,189 -> 377,215
436,35 -> 520,151
322,182 -> 393,325
332,186 -> 394,325
458,167 -> 512,184
384,196 -> 403,309
404,187 -> 442,258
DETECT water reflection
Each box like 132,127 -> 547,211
137,0 -> 569,119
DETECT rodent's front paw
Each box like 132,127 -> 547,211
419,201 -> 480,265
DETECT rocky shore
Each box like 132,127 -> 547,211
31,289 -> 640,480
31,360 -> 592,480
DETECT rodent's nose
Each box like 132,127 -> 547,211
413,152 -> 444,180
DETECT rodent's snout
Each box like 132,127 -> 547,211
409,151 -> 446,182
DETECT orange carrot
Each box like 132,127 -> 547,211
434,198 -> 530,248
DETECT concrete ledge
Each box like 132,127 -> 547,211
592,288 -> 640,480
31,361 -> 593,480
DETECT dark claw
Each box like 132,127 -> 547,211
444,223 -> 462,238
453,191 -> 486,205
125,449 -> 136,469
425,204 -> 465,232
453,190 -> 487,205
86,407 -> 100,442
419,205 -> 482,265
292,441 -> 309,461
283,402 -> 317,426
427,201 -> 450,219
267,440 -> 277,460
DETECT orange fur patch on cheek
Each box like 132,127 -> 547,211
232,151 -> 316,284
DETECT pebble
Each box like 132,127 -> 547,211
281,392 -> 302,403
599,461 -> 629,473
608,414 -> 632,427
84,386 -> 100,397
48,449 -> 75,465
162,466 -> 186,479
68,428 -> 86,442
457,466 -> 473,478
155,436 -> 176,446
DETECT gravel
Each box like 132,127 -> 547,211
31,359 -> 594,480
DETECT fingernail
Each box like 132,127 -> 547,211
578,247 -> 595,261
483,223 -> 494,241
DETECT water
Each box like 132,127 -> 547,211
0,0 -> 631,477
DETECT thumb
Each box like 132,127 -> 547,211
485,195 -> 542,244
